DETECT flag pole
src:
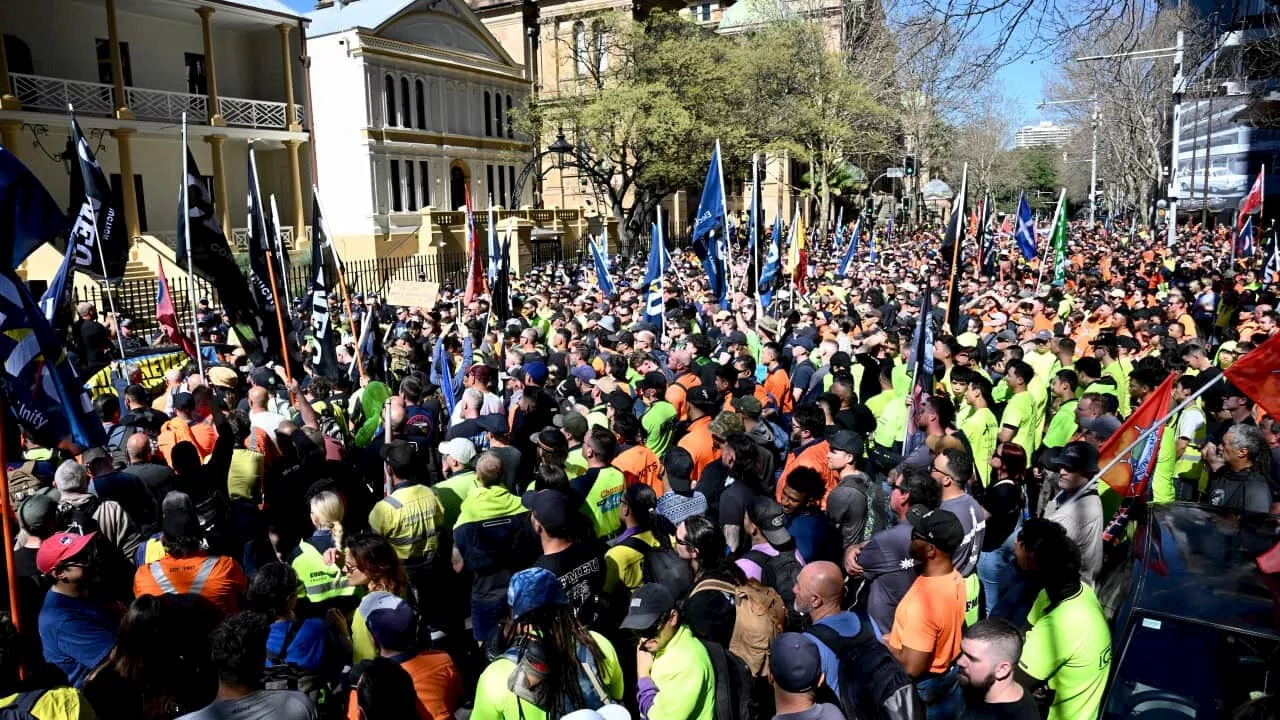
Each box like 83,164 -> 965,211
313,186 -> 365,380
0,411 -> 21,636
250,150 -> 293,382
658,204 -> 667,345
268,195 -> 294,313
944,164 -> 967,333
180,113 -> 205,378
1035,189 -> 1066,293
716,140 -> 733,308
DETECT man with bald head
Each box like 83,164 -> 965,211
125,433 -> 175,508
247,386 -> 286,438
793,560 -> 863,697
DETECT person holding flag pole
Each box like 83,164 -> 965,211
179,112 -> 205,377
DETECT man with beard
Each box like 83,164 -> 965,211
957,619 -> 1040,719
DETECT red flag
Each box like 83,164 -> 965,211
156,262 -> 198,360
1097,372 -> 1176,497
999,215 -> 1012,238
462,185 -> 485,305
793,249 -> 808,290
1236,169 -> 1264,229
1224,331 -> 1280,421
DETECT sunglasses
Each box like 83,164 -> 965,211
674,537 -> 692,547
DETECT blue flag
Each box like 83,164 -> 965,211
1015,191 -> 1037,260
591,238 -> 616,296
692,144 -> 726,301
833,207 -> 845,247
0,147 -> 65,270
430,337 -> 456,417
1239,216 -> 1255,258
759,212 -> 782,309
644,223 -> 665,325
838,219 -> 862,276
39,243 -> 74,323
0,269 -> 104,451
869,233 -> 877,263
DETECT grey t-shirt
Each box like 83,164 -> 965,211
941,492 -> 987,577
177,691 -> 317,720
774,702 -> 847,720
1043,486 -> 1103,586
858,522 -> 915,635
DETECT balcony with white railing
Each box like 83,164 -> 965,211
151,225 -> 309,252
10,73 -> 306,130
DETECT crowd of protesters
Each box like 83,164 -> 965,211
2,212 -> 1278,720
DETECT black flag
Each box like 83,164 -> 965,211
246,143 -> 287,363
67,117 -> 128,280
978,190 -> 995,278
178,147 -> 270,364
942,167 -> 968,335
1265,220 -> 1280,284
492,232 -> 513,324
309,197 -> 340,378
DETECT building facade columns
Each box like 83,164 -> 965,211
285,139 -> 305,237
196,7 -> 224,126
112,128 -> 140,238
0,123 -> 21,157
276,24 -> 301,132
104,0 -> 134,120
0,11 -> 19,111
205,135 -> 230,239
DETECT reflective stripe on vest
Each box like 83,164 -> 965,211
149,556 -> 218,595
292,542 -> 355,601
383,495 -> 403,510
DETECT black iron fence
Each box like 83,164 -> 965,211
73,251 -> 470,336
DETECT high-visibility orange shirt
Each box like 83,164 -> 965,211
764,368 -> 792,415
665,372 -> 701,421
133,553 -> 246,617
347,650 -> 464,720
613,444 -> 664,493
776,438 -> 839,507
678,415 -> 717,485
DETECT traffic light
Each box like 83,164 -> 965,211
904,155 -> 916,176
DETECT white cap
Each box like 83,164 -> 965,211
437,438 -> 477,465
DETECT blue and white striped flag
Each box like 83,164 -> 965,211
838,219 -> 861,276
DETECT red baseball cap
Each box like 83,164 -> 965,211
36,532 -> 96,574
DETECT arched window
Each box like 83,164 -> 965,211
506,94 -> 514,138
573,21 -> 587,78
399,76 -> 411,130
494,91 -> 503,140
415,79 -> 426,130
384,74 -> 396,127
592,21 -> 608,74
483,91 -> 492,137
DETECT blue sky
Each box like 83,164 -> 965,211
283,0 -> 311,12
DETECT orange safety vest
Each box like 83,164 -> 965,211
133,553 -> 246,617
613,444 -> 664,493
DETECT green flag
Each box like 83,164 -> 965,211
1051,191 -> 1068,286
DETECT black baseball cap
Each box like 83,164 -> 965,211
620,583 -> 677,632
828,430 -> 863,457
531,428 -> 569,454
637,371 -> 668,392
606,390 -> 634,413
664,447 -> 695,492
747,496 -> 791,546
379,439 -> 417,474
908,508 -> 965,556
769,633 -> 823,693
1048,441 -> 1100,476
522,489 -> 569,534
686,385 -> 718,411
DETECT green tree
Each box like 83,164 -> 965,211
516,12 -> 750,253
1014,146 -> 1061,208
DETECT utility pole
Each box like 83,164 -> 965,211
1090,102 -> 1100,226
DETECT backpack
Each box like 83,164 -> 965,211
743,548 -> 803,607
806,621 -> 925,720
701,640 -> 754,720
262,620 -> 331,713
691,577 -> 786,677
0,689 -> 46,720
55,495 -> 100,535
8,462 -> 44,507
620,535 -> 694,598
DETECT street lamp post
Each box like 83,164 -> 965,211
509,127 -> 575,210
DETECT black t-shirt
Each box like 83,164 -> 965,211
81,319 -> 113,365
534,541 -> 606,622
981,479 -> 1023,552
717,478 -> 758,532
964,691 -> 1041,720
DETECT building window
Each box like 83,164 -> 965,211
494,93 -> 503,142
484,91 -> 492,137
384,74 -> 396,127
406,161 -> 417,211
506,94 -> 514,138
415,79 -> 426,130
420,161 -> 431,207
574,21 -> 587,78
592,21 -> 608,73
390,159 -> 403,212
508,166 -> 516,205
498,166 -> 506,206
96,39 -> 132,86
701,3 -> 711,20
486,165 -> 495,200
400,77 -> 411,130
